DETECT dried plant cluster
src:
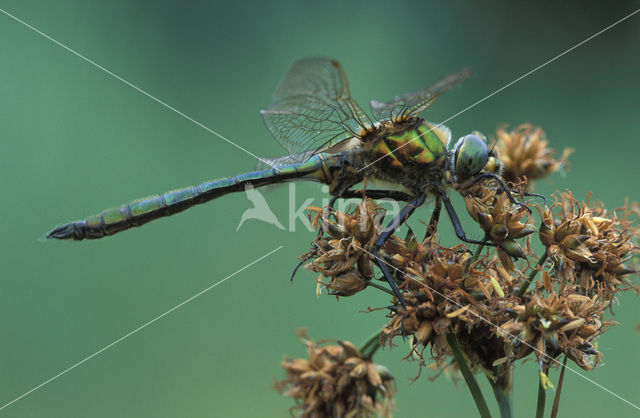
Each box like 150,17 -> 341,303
276,125 -> 639,417
275,329 -> 394,418
493,124 -> 573,188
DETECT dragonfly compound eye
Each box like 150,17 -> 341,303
454,134 -> 489,180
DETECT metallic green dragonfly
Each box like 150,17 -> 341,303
48,57 -> 522,304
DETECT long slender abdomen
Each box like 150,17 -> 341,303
47,157 -> 331,240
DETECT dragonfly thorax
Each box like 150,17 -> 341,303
361,118 -> 451,190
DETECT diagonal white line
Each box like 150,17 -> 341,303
358,8 -> 640,173
0,245 -> 283,412
0,7 -> 277,169
355,245 -> 640,412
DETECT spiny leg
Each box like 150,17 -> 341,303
488,186 -> 546,204
337,189 -> 415,202
318,196 -> 338,239
424,197 -> 442,240
372,192 -> 427,308
522,191 -> 546,204
290,190 -> 414,282
289,259 -> 307,282
441,192 -> 497,246
463,172 -> 534,214
320,190 -> 414,239
290,196 -> 338,282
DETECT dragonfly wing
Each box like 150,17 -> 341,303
369,68 -> 472,122
261,58 -> 370,161
255,151 -> 316,170
272,57 -> 351,100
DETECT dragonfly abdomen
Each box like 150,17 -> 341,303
47,156 -> 333,240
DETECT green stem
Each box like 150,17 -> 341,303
472,233 -> 490,261
550,356 -> 568,418
536,371 -> 547,418
367,280 -> 395,296
516,251 -> 548,298
465,233 -> 490,275
446,332 -> 492,418
358,330 -> 382,360
488,372 -> 514,418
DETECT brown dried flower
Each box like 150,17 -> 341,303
493,124 -> 572,187
303,200 -> 384,296
499,290 -> 606,371
464,185 -> 534,266
275,329 -> 394,418
537,192 -> 639,296
290,185 -> 638,416
379,234 -> 519,377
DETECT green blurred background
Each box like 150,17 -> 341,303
1,1 -> 639,416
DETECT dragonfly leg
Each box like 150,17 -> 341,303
337,189 -> 415,202
464,172 -> 534,214
489,187 -> 546,205
441,192 -> 497,246
372,192 -> 427,308
484,173 -> 533,214
291,196 -> 339,282
386,305 -> 408,339
318,196 -> 338,239
424,197 -> 442,240
290,190 -> 414,283
290,257 -> 312,282
522,191 -> 547,204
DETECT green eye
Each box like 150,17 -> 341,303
454,134 -> 488,179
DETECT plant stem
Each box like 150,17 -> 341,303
446,332 -> 492,418
488,372 -> 514,418
536,373 -> 546,418
516,251 -> 548,298
367,280 -> 395,296
465,233 -> 490,275
550,356 -> 568,418
472,233 -> 490,261
358,330 -> 382,360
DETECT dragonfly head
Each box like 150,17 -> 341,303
451,132 -> 490,181
449,132 -> 504,186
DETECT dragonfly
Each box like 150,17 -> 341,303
48,57 -> 524,305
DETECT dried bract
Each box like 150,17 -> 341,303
537,192 -> 639,297
493,124 -> 572,187
380,236 -> 517,377
499,290 -> 605,371
276,329 -> 394,418
303,200 -> 384,296
464,185 -> 534,267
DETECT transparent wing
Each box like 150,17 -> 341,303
272,57 -> 350,101
255,151 -> 316,170
261,58 -> 371,161
369,68 -> 472,122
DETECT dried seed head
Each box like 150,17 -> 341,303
465,186 -> 534,245
536,192 -> 640,297
499,291 -> 605,370
294,187 -> 638,391
324,272 -> 367,296
276,329 -> 395,417
493,124 -> 572,187
303,199 -> 388,297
